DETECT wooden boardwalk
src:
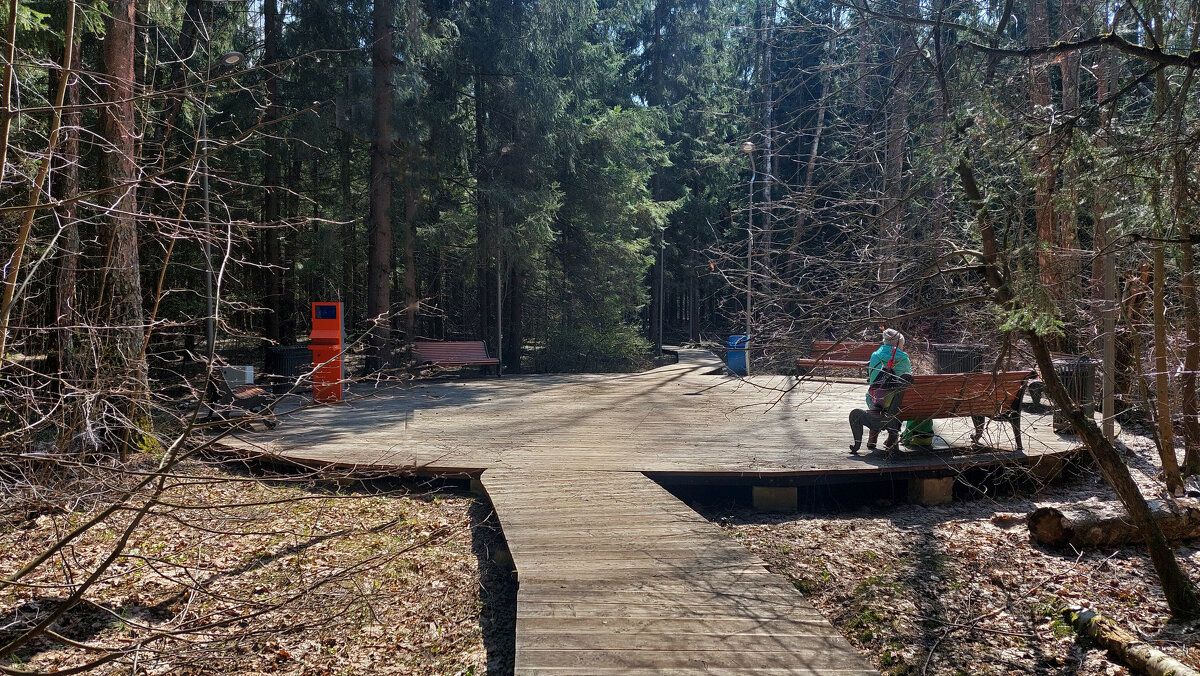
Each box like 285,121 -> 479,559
482,468 -> 877,674
227,348 -> 1078,477
221,348 -> 1083,674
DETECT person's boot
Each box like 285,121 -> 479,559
849,437 -> 862,454
866,429 -> 879,451
883,431 -> 899,459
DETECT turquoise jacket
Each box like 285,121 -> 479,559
866,344 -> 912,405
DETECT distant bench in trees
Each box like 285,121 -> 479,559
896,371 -> 1036,450
414,341 -> 500,376
204,372 -> 278,430
796,341 -> 878,370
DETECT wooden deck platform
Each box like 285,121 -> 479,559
218,348 -> 1082,674
482,468 -> 877,675
224,348 -> 1079,479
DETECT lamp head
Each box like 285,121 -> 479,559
740,141 -> 755,155
218,51 -> 245,68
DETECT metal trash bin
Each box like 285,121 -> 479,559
726,334 -> 748,376
933,344 -> 987,374
264,344 -> 311,394
1052,356 -> 1097,431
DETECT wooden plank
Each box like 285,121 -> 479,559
483,469 -> 876,674
521,669 -> 878,675
513,646 -> 875,672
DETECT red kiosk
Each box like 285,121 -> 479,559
308,302 -> 344,402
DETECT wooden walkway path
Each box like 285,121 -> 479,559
482,468 -> 877,674
230,348 -> 1077,477
222,348 -> 1084,674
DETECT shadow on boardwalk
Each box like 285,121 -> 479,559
470,497 -> 517,674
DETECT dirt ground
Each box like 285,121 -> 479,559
0,458 -> 506,675
703,434 -> 1200,676
4,432 -> 1200,675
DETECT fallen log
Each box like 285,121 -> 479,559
1028,498 -> 1200,549
1063,607 -> 1199,676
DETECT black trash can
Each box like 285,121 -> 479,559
264,344 -> 311,394
1052,356 -> 1097,430
933,344 -> 987,374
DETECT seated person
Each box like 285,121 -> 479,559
851,329 -> 913,456
849,372 -> 914,457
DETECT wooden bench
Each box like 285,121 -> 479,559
414,340 -> 500,376
895,371 -> 1035,450
796,341 -> 878,370
204,372 -> 278,429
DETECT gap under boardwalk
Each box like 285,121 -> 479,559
481,468 -> 878,675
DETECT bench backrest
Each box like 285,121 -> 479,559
810,341 -> 878,362
897,371 -> 1034,419
414,340 -> 493,363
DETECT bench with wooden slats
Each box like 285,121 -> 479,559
414,340 -> 500,375
795,340 -> 879,370
204,374 -> 278,429
896,370 -> 1035,449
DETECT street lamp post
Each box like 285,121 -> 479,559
200,50 -> 244,357
741,141 -> 755,376
656,226 -> 663,358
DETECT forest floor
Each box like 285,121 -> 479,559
0,458 -> 512,675
704,431 -> 1200,676
4,432 -> 1200,675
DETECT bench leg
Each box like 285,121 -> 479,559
1011,413 -> 1023,451
970,415 -> 985,445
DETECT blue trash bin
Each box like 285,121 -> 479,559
726,334 -> 749,376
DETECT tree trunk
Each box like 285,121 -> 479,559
879,0 -> 913,315
1094,43 -> 1117,441
1177,153 -> 1200,476
474,68 -> 494,347
789,72 -> 827,252
504,268 -> 523,373
340,136 -> 356,329
1056,0 -> 1081,308
1028,501 -> 1200,549
263,0 -> 283,344
402,141 -> 419,346
366,0 -> 394,372
280,150 -> 301,343
1028,0 -> 1059,321
1180,207 -> 1200,480
100,0 -> 147,451
1152,242 -> 1184,494
759,0 -> 775,259
957,158 -> 1200,621
1063,607 -> 1200,676
53,26 -> 81,385
647,0 -> 665,350
0,2 -> 77,360
0,0 -> 19,192
150,0 -> 202,175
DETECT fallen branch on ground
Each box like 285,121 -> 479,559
1063,606 -> 1200,676
1028,499 -> 1200,549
